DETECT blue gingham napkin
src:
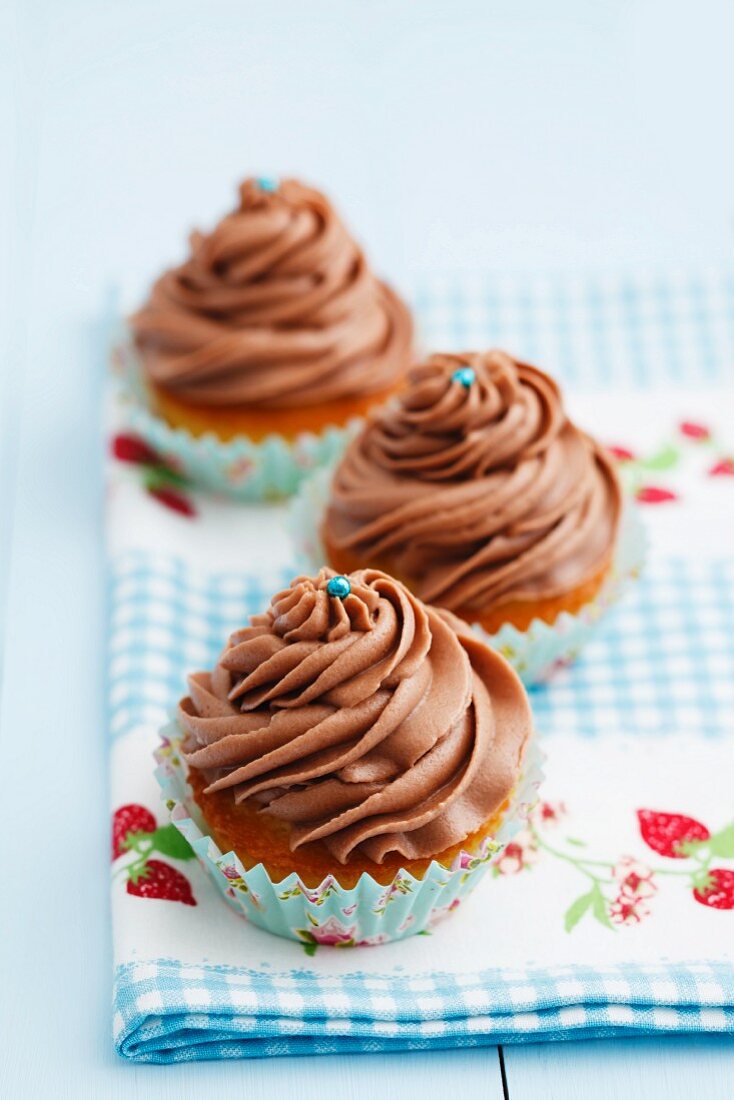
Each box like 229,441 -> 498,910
108,271 -> 734,1061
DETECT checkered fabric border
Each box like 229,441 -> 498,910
114,959 -> 734,1061
412,270 -> 734,389
532,558 -> 734,739
108,553 -> 293,740
108,271 -> 734,1061
108,552 -> 734,743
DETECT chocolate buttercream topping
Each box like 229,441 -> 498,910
179,568 -> 531,864
324,351 -> 622,614
131,179 -> 413,409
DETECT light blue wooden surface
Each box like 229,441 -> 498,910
2,2 -> 734,1096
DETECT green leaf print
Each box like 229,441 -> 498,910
564,891 -> 594,932
591,883 -> 614,930
143,464 -> 189,490
707,823 -> 734,859
641,445 -> 680,471
150,824 -> 196,861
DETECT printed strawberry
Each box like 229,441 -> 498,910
126,859 -> 196,906
679,420 -> 711,442
693,869 -> 734,910
146,484 -> 197,517
607,445 -> 636,462
112,433 -> 161,466
635,486 -> 678,504
709,458 -> 734,477
112,803 -> 157,860
637,809 -> 710,858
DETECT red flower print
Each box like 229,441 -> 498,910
637,809 -> 710,858
495,836 -> 538,875
679,420 -> 711,442
535,801 -> 567,827
635,486 -> 678,504
693,869 -> 734,910
112,433 -> 161,466
709,458 -> 734,477
606,444 -> 636,462
613,856 -> 657,899
609,893 -> 652,926
126,859 -> 197,906
226,456 -> 255,485
510,799 -> 734,932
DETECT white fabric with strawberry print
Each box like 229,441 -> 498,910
107,380 -> 734,1054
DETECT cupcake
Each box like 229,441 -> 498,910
123,179 -> 413,500
157,567 -> 539,945
294,350 -> 643,682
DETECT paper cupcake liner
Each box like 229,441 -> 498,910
154,724 -> 544,948
289,465 -> 647,685
111,336 -> 356,502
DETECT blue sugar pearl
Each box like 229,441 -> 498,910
256,177 -> 278,193
326,575 -> 351,599
452,366 -> 475,388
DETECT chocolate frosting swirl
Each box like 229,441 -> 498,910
131,179 -> 413,409
178,568 -> 531,864
324,351 -> 622,614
